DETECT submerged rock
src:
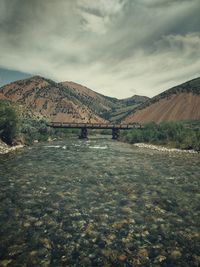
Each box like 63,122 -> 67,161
30,251 -> 38,257
40,238 -> 52,250
118,254 -> 127,261
170,249 -> 182,259
0,260 -> 12,267
23,222 -> 31,228
138,248 -> 149,259
154,255 -> 166,263
132,257 -> 141,266
107,234 -> 116,242
34,220 -> 43,226
121,207 -> 133,214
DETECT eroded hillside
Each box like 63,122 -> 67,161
123,78 -> 200,123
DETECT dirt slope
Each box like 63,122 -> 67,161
123,78 -> 200,123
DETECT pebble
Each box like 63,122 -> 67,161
23,222 -> 31,227
40,238 -> 52,250
170,249 -> 182,259
118,255 -> 127,261
0,260 -> 12,267
121,207 -> 132,214
34,220 -> 43,226
138,248 -> 149,259
155,255 -> 166,263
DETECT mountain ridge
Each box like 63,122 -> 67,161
123,77 -> 200,123
60,81 -> 149,122
0,75 -> 148,123
0,76 -> 107,123
1,75 -> 199,125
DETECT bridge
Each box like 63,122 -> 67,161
48,122 -> 142,139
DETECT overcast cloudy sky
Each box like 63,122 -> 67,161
0,0 -> 200,98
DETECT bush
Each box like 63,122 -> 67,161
19,118 -> 51,145
0,101 -> 18,145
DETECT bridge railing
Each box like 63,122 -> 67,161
48,122 -> 143,129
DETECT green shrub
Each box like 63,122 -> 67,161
0,101 -> 18,145
19,118 -> 51,145
121,121 -> 200,151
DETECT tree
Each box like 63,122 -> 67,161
0,101 -> 18,145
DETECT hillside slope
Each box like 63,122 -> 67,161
61,81 -> 148,122
60,81 -> 118,114
0,76 -> 107,123
123,78 -> 200,123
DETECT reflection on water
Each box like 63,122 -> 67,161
0,138 -> 199,266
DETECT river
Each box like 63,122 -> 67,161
0,137 -> 199,267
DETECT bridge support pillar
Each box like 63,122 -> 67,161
112,128 -> 119,140
79,127 -> 88,139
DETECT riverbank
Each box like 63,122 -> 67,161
133,142 -> 198,154
0,140 -> 24,155
120,121 -> 200,152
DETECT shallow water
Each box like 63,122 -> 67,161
0,137 -> 200,267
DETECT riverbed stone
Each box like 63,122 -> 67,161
170,249 -> 182,259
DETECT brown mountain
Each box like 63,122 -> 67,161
123,77 -> 200,124
0,76 -> 107,123
110,95 -> 149,122
0,76 -> 149,123
60,81 -> 118,114
60,81 -> 149,122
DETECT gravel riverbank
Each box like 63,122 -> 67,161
134,143 -> 198,154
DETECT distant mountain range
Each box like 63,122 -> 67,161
0,76 -> 148,123
0,76 -> 199,124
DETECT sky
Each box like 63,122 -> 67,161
0,0 -> 200,98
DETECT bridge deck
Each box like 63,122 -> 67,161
49,122 -> 142,130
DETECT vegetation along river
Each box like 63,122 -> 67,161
0,137 -> 200,267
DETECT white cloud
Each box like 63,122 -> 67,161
0,0 -> 200,98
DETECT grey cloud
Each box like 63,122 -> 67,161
81,0 -> 200,64
78,6 -> 104,18
0,0 -> 200,98
139,0 -> 196,8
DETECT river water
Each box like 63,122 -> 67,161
0,137 -> 199,267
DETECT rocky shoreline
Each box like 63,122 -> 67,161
134,143 -> 198,154
0,141 -> 24,155
0,140 -> 198,155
